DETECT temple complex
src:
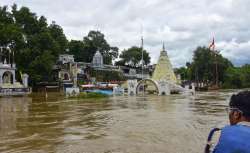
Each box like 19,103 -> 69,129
53,45 -> 193,95
132,44 -> 192,96
54,51 -> 152,85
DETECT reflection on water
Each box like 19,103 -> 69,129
0,97 -> 30,135
0,90 -> 241,153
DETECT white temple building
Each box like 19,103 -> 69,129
92,51 -> 103,68
0,47 -> 31,96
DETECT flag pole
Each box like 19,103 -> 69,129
215,50 -> 218,88
141,25 -> 144,96
8,47 -> 10,64
209,37 -> 219,88
212,38 -> 219,88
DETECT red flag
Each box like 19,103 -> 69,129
209,37 -> 215,51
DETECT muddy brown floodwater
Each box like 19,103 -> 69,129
0,90 -> 243,153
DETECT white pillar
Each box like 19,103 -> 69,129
0,73 -> 2,85
12,70 -> 15,84
128,80 -> 137,96
22,74 -> 29,87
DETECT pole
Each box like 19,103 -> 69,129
0,47 -> 2,63
13,49 -> 14,65
8,48 -> 10,64
212,44 -> 218,88
215,53 -> 218,88
141,26 -> 144,96
210,37 -> 219,88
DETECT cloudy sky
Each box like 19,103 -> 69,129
1,0 -> 250,67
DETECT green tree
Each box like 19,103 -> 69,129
116,46 -> 150,66
176,47 -> 250,89
48,21 -> 68,55
175,66 -> 189,80
241,64 -> 250,87
223,67 -> 242,88
0,4 -> 68,86
189,46 -> 233,85
82,30 -> 118,64
68,30 -> 118,64
68,40 -> 85,62
223,64 -> 250,89
28,51 -> 54,85
0,5 -> 24,48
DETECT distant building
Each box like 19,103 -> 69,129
53,50 -> 152,83
59,54 -> 74,64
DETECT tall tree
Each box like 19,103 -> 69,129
48,21 -> 68,55
68,40 -> 85,62
116,46 -> 150,67
189,46 -> 233,85
82,30 -> 118,64
223,64 -> 250,88
0,4 -> 68,85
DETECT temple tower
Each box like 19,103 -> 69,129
152,44 -> 177,83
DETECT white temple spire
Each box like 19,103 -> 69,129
152,45 -> 177,83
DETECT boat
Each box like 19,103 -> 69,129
84,89 -> 113,96
80,82 -> 121,96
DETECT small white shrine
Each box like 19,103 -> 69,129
0,47 -> 31,96
0,60 -> 16,85
92,51 -> 103,68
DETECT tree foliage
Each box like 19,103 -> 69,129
0,4 -> 119,86
68,40 -> 85,62
223,64 -> 250,88
189,46 -> 233,85
175,46 -> 250,89
69,30 -> 118,64
116,46 -> 150,66
0,4 -> 68,85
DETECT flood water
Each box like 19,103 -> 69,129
0,90 -> 242,153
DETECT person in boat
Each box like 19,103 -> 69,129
206,90 -> 250,153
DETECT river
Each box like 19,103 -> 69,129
0,90 -> 242,153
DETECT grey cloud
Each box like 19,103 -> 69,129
1,0 -> 250,67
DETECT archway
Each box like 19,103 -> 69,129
136,79 -> 159,95
2,71 -> 14,84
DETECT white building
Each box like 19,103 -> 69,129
0,47 -> 30,96
59,54 -> 74,64
92,51 -> 103,68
